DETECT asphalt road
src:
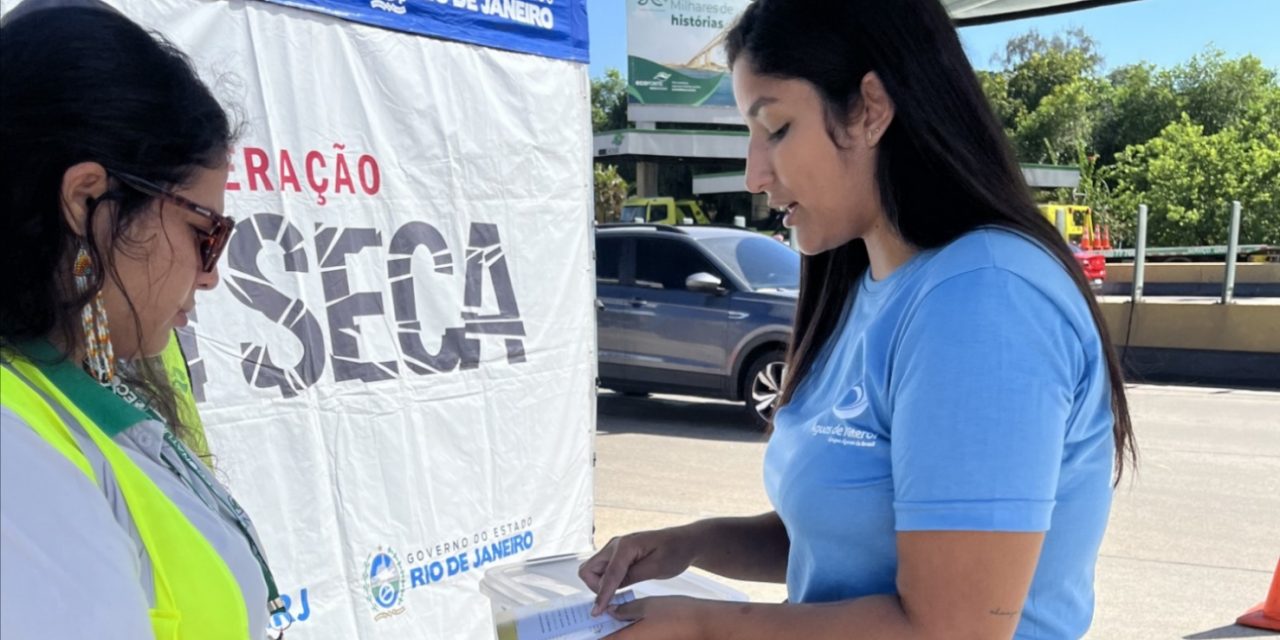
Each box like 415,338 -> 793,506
592,385 -> 1280,639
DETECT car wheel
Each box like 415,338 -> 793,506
743,350 -> 786,430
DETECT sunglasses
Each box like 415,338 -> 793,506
109,170 -> 235,273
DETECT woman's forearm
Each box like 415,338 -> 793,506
684,512 -> 790,584
698,595 -> 918,640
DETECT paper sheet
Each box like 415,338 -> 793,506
496,591 -> 637,640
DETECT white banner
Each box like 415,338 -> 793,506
5,0 -> 597,637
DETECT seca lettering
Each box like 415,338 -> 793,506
178,214 -> 527,400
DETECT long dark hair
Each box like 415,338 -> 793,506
0,5 -> 233,444
727,0 -> 1135,480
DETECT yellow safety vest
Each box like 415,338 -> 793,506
1,353 -> 250,639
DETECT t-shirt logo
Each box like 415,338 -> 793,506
832,383 -> 869,421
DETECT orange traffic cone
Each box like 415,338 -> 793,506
1237,558 -> 1280,631
1080,225 -> 1094,250
1101,225 -> 1113,250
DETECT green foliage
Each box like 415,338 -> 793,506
591,68 -> 628,133
998,28 -> 1102,114
594,164 -> 629,223
1094,63 -> 1180,163
977,70 -> 1023,136
989,29 -> 1107,163
1012,78 -> 1105,163
978,30 -> 1280,247
1107,116 -> 1280,246
1171,50 -> 1277,136
1074,141 -> 1113,226
1090,51 -> 1277,163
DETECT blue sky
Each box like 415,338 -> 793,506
586,0 -> 1280,78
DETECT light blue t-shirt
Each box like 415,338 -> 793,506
764,228 -> 1115,639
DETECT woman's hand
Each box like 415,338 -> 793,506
602,596 -> 708,640
579,526 -> 702,616
587,530 -> 1045,640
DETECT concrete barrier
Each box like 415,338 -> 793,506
1102,262 -> 1280,297
1099,296 -> 1280,388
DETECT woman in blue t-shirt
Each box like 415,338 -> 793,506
579,0 -> 1136,638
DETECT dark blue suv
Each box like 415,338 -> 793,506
595,224 -> 798,427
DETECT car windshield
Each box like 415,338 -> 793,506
620,206 -> 645,223
700,235 -> 799,291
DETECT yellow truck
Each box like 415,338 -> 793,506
620,197 -> 711,226
1038,203 -> 1096,246
1038,203 -> 1276,262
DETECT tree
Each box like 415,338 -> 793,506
1093,63 -> 1180,164
1073,141 -> 1114,227
1170,50 -> 1278,137
1107,115 -> 1280,246
1242,78 -> 1280,141
1093,51 -> 1277,162
977,70 -> 1024,137
591,70 -> 631,222
974,28 -> 1280,247
591,68 -> 628,133
986,28 -> 1107,164
594,164 -> 629,223
998,28 -> 1102,114
1012,77 -> 1106,163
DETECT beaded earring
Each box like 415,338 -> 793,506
74,245 -> 115,383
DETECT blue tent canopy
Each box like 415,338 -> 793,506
262,0 -> 589,62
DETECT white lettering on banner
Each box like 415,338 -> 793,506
177,214 -> 527,401
370,0 -> 408,14
426,0 -> 558,29
482,0 -> 555,28
373,0 -> 563,22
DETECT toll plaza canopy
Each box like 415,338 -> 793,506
943,0 -> 1141,25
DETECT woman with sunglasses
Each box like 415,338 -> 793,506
1,4 -> 281,638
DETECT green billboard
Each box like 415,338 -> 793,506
626,0 -> 749,108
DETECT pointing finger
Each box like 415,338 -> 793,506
592,544 -> 639,616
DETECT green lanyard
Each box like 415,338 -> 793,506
16,341 -> 286,617
155,429 -> 286,617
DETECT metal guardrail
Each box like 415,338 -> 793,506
1133,205 -> 1148,303
1224,201 -> 1242,304
1123,201 -> 1260,304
